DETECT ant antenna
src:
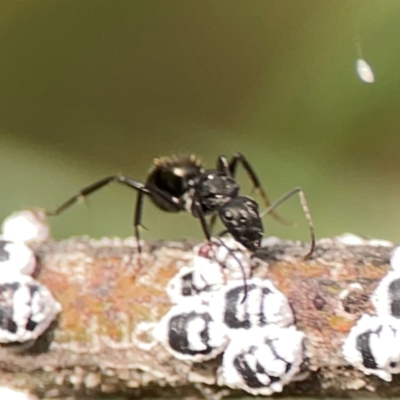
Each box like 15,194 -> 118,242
209,238 -> 248,304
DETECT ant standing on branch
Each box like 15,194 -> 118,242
46,153 -> 316,289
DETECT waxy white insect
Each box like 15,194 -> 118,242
0,274 -> 61,344
154,300 -> 228,362
167,238 -> 253,303
2,209 -> 50,245
0,387 -> 38,400
213,278 -> 294,331
391,247 -> 400,271
342,314 -> 400,381
372,270 -> 400,319
220,325 -> 304,395
0,240 -> 36,276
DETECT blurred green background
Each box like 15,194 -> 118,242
2,0 -> 400,246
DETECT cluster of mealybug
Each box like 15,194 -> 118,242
343,247 -> 400,381
0,210 -> 61,344
156,239 -> 305,395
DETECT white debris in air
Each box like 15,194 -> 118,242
2,209 -> 50,245
356,59 -> 375,83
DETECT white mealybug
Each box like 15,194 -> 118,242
0,387 -> 38,400
154,300 -> 228,361
342,314 -> 400,381
391,247 -> 400,271
191,254 -> 225,294
191,239 -> 252,292
166,266 -> 200,303
2,209 -> 50,245
0,274 -> 61,343
209,238 -> 252,281
371,270 -> 400,319
356,59 -> 375,83
220,325 -> 304,395
213,278 -> 293,330
166,239 -> 253,303
0,240 -> 36,276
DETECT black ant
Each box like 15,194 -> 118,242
46,153 -> 315,272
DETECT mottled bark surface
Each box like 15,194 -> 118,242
0,236 -> 397,399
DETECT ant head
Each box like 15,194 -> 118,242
219,196 -> 263,251
196,170 -> 239,213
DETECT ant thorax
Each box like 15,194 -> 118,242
186,171 -> 240,216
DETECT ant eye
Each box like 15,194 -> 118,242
224,211 -> 233,220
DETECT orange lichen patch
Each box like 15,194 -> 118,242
268,261 -> 329,280
328,315 -> 354,333
296,261 -> 330,278
156,261 -> 182,285
47,246 -> 188,342
355,263 -> 390,280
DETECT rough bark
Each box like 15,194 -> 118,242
0,236 -> 397,399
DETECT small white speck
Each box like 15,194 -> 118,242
261,236 -> 281,247
336,233 -> 365,246
336,233 -> 392,247
356,59 -> 375,83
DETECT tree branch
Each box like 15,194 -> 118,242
0,236 -> 397,399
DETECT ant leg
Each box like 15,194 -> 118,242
216,156 -> 231,176
192,197 -> 212,242
47,175 -> 182,217
134,190 -> 145,255
208,213 -> 218,235
224,153 -> 293,226
192,197 -> 248,302
46,175 -> 151,216
260,187 -> 316,260
47,175 -> 182,254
